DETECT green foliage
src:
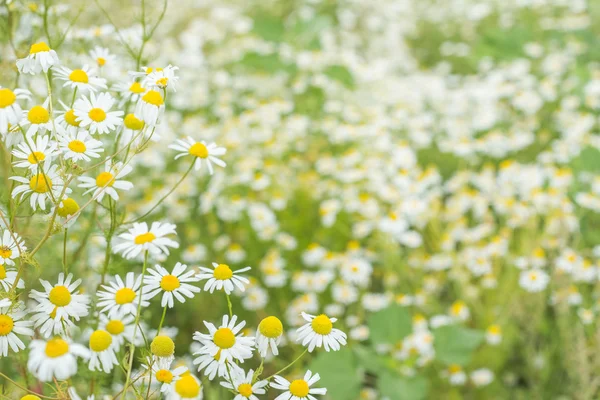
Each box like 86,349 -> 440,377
309,347 -> 362,400
367,304 -> 412,345
379,372 -> 429,400
434,325 -> 485,366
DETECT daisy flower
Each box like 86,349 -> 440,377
73,92 -> 123,134
256,316 -> 284,357
78,160 -> 133,202
0,86 -> 30,134
270,370 -> 327,400
296,312 -> 347,352
220,368 -> 268,400
88,329 -> 119,373
192,351 -> 231,381
12,135 -> 58,170
143,358 -> 187,394
166,373 -> 204,400
58,130 -> 104,162
192,315 -> 255,364
11,163 -> 69,211
16,42 -> 59,74
54,197 -> 81,225
29,273 -> 90,323
142,65 -> 179,92
97,272 -> 149,317
135,89 -> 164,126
21,99 -> 53,137
144,262 -> 201,308
90,46 -> 116,69
98,312 -> 136,350
196,263 -> 250,294
0,264 -> 23,291
0,228 -> 26,266
55,102 -> 83,135
30,306 -> 78,339
27,336 -> 90,382
519,269 -> 550,292
114,80 -> 147,108
0,300 -> 34,356
112,222 -> 179,260
120,113 -> 149,146
54,65 -> 107,92
169,137 -> 226,174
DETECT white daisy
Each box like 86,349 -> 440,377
134,89 -> 164,126
120,113 -> 150,146
141,65 -> 179,92
196,263 -> 250,295
73,92 -> 123,134
27,336 -> 90,382
142,358 -> 187,394
54,65 -> 107,92
0,228 -> 26,266
88,329 -> 119,373
98,312 -> 136,350
220,368 -> 268,400
11,163 -> 69,211
55,101 -> 83,135
0,86 -> 30,135
113,222 -> 179,260
166,373 -> 204,400
519,269 -> 550,292
12,134 -> 58,170
90,46 -> 116,69
0,300 -> 33,356
78,159 -> 133,202
296,312 -> 347,352
58,130 -> 104,162
114,80 -> 147,108
270,370 -> 327,400
192,351 -> 231,381
256,316 -> 283,357
193,315 -> 255,365
0,264 -> 23,291
29,273 -> 90,324
169,137 -> 226,174
21,99 -> 53,137
97,272 -> 149,317
144,262 -> 201,308
16,42 -> 59,74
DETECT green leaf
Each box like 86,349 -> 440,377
309,347 -> 362,400
324,65 -> 355,89
253,14 -> 285,42
353,345 -> 390,374
367,304 -> 412,345
434,325 -> 484,366
571,146 -> 600,173
379,372 -> 429,400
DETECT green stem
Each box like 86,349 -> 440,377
226,293 -> 233,318
157,306 -> 167,333
267,349 -> 308,380
62,228 -> 67,274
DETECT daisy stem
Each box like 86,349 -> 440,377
123,250 -> 148,399
157,305 -> 167,332
226,293 -> 233,318
266,349 -> 308,380
0,372 -> 59,399
70,86 -> 78,108
62,228 -> 67,274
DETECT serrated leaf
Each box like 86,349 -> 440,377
309,347 -> 362,400
434,325 -> 484,366
379,372 -> 429,400
367,304 -> 412,345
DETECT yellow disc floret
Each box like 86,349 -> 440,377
49,285 -> 71,307
238,383 -> 253,398
27,151 -> 46,164
95,172 -> 115,188
175,375 -> 201,398
0,88 -> 16,108
134,232 -> 156,245
27,105 -> 50,124
45,337 -> 69,358
0,265 -> 6,278
68,140 -> 86,153
115,288 -> 136,304
29,174 -> 52,193
124,113 -> 145,130
311,314 -> 333,335
156,369 -> 174,383
0,314 -> 14,335
64,109 -> 80,127
106,320 -> 125,335
258,316 -> 283,338
89,330 -> 112,352
142,90 -> 164,106
57,198 -> 80,218
88,107 -> 106,122
189,142 -> 209,158
214,327 -> 236,349
21,395 -> 42,400
129,82 -> 145,94
29,42 -> 50,54
213,264 -> 233,280
160,275 -> 181,291
151,335 -> 175,357
69,69 -> 89,83
289,379 -> 309,397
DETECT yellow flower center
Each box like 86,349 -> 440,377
0,88 -> 16,108
29,42 -> 50,54
68,140 -> 86,153
89,330 -> 112,352
88,107 -> 106,122
238,383 -> 253,397
188,142 -> 209,158
142,90 -> 164,106
311,314 -> 333,335
0,314 -> 14,335
175,375 -> 201,398
213,264 -> 233,280
97,57 -> 106,66
21,395 -> 42,400
0,248 -> 12,261
129,82 -> 146,94
214,327 -> 236,349
57,198 -> 80,217
27,105 -> 50,124
69,69 -> 89,83
124,113 -> 145,130
44,337 -> 69,358
95,171 -> 115,187
115,288 -> 136,305
289,380 -> 309,397
106,319 -> 125,335
156,369 -> 174,383
134,232 -> 156,245
49,285 -> 71,306
160,275 -> 180,292
151,335 -> 175,357
27,151 -> 46,164
258,316 -> 283,338
64,109 -> 80,127
156,77 -> 169,87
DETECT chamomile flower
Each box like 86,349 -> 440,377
270,370 -> 327,400
28,336 -> 90,382
135,89 -> 164,126
90,46 -> 115,69
256,316 -> 283,357
97,272 -> 149,317
54,65 -> 107,92
55,102 -> 82,135
296,312 -> 347,352
21,100 -> 53,137
166,373 -> 204,400
142,65 -> 180,92
220,368 -> 268,400
78,160 -> 133,202
0,264 -> 23,291
29,273 -> 90,323
0,87 -> 30,134
519,269 -> 550,292
16,42 -> 59,74
192,351 -> 230,381
11,162 -> 69,211
151,335 -> 176,364
144,263 -> 201,308
88,329 -> 119,373
53,197 -> 81,225
113,222 -> 179,260
120,113 -> 147,146
114,80 -> 147,108
143,358 -> 187,394
73,92 -> 123,134
98,312 -> 136,350
193,315 -> 255,364
58,130 -> 104,162
12,135 -> 58,170
0,300 -> 33,356
0,229 -> 26,266
196,263 -> 250,294
169,137 -> 226,174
